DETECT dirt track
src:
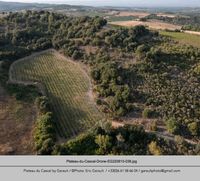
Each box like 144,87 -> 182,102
183,30 -> 200,36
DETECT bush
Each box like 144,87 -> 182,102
148,141 -> 163,155
96,98 -> 102,105
7,84 -> 40,102
35,96 -> 50,114
116,107 -> 127,117
34,112 -> 56,155
54,133 -> 98,155
142,108 -> 154,118
166,118 -> 180,134
188,122 -> 199,136
149,120 -> 158,131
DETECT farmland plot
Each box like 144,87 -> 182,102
9,50 -> 103,138
109,20 -> 181,30
160,31 -> 200,48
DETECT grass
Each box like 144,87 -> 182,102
160,31 -> 200,49
10,50 -> 103,138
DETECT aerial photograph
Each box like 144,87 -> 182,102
0,0 -> 200,155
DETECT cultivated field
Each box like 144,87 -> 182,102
109,20 -> 181,30
9,50 -> 103,138
115,11 -> 150,18
157,13 -> 176,18
160,31 -> 200,48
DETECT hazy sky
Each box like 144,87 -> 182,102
2,0 -> 200,7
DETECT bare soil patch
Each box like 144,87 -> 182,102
0,85 -> 37,155
110,20 -> 181,30
116,11 -> 150,18
183,30 -> 200,36
157,13 -> 176,18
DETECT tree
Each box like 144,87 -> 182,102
11,35 -> 17,45
148,141 -> 163,155
142,108 -> 154,118
48,13 -> 54,31
95,135 -> 111,155
149,120 -> 158,131
166,118 -> 179,134
135,44 -> 148,60
188,122 -> 199,136
72,50 -> 82,60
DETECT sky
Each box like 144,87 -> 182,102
2,0 -> 200,7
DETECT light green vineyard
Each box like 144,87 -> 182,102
10,50 -> 103,138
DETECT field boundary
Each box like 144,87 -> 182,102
8,49 -> 95,99
8,49 -> 55,96
8,49 -> 105,139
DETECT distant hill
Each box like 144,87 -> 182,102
0,1 -> 94,12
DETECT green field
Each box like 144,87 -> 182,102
160,31 -> 200,48
9,50 -> 103,138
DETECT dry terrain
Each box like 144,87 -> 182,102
110,20 -> 181,30
116,11 -> 150,18
0,85 -> 37,155
183,30 -> 200,36
157,13 -> 176,18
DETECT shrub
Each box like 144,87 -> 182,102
149,120 -> 158,131
96,98 -> 102,105
35,96 -> 50,114
188,122 -> 199,136
116,107 -> 127,117
166,118 -> 180,134
34,112 -> 56,155
142,108 -> 154,118
148,141 -> 163,155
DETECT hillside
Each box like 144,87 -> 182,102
0,1 -> 94,12
0,10 -> 200,155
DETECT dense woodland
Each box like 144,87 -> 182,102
0,11 -> 200,155
143,14 -> 200,31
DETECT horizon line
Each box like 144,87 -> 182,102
0,0 -> 200,8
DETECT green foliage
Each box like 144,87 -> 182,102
187,122 -> 199,136
149,120 -> 158,131
12,52 -> 103,138
160,31 -> 200,48
7,84 -> 40,102
146,13 -> 200,28
53,123 -> 189,155
35,96 -> 50,114
0,60 -> 11,85
34,112 -> 56,155
1,10 -> 200,155
166,118 -> 180,134
53,134 -> 98,155
142,108 -> 155,119
95,135 -> 112,155
148,141 -> 163,155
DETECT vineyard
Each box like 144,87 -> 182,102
9,50 -> 103,138
160,31 -> 200,48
